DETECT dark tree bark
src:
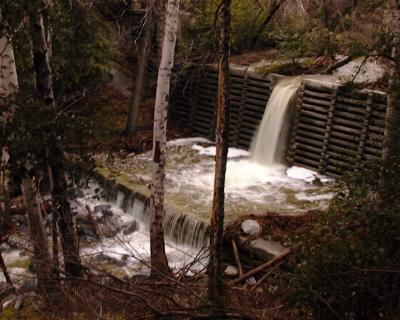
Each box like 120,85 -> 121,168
30,8 -> 82,277
207,0 -> 231,304
383,0 -> 400,159
250,0 -> 285,47
123,3 -> 156,136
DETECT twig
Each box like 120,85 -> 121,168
228,251 -> 290,285
250,261 -> 284,291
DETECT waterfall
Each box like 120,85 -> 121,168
251,77 -> 303,166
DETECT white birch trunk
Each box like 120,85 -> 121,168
149,0 -> 180,277
0,11 -> 18,221
22,177 -> 52,292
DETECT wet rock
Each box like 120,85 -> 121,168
74,187 -> 84,198
224,265 -> 239,278
241,219 -> 261,236
123,220 -> 138,235
99,215 -> 121,238
95,204 -> 113,217
78,223 -> 97,239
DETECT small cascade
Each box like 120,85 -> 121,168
251,77 -> 303,166
163,208 -> 210,249
98,181 -> 210,248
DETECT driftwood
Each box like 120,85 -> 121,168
231,239 -> 243,277
85,205 -> 100,238
228,251 -> 290,286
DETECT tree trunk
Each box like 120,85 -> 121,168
123,4 -> 156,135
250,0 -> 284,47
207,0 -> 231,304
383,0 -> 400,159
49,148 -> 81,277
149,0 -> 181,278
0,11 -> 18,227
30,9 -> 82,277
21,176 -> 52,293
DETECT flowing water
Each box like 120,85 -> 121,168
251,77 -> 303,166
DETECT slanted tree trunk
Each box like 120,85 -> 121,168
22,176 -> 52,293
383,0 -> 400,160
0,11 -> 18,226
149,0 -> 180,278
207,0 -> 231,304
250,0 -> 285,47
123,3 -> 156,135
30,9 -> 82,277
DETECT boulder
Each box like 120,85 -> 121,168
239,236 -> 289,261
123,220 -> 138,235
224,265 -> 239,278
95,205 -> 113,217
241,219 -> 261,236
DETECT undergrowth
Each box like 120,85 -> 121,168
286,159 -> 400,320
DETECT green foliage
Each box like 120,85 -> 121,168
1,0 -> 115,181
182,0 -> 272,56
287,160 -> 400,319
50,2 -> 114,96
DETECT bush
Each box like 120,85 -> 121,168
287,159 -> 400,319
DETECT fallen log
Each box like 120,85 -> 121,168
228,251 -> 290,286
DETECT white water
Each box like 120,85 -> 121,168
251,77 -> 303,166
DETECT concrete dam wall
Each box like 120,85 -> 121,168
171,65 -> 388,177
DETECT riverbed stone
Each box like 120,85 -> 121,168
224,265 -> 239,278
241,219 -> 261,236
123,220 -> 138,235
95,204 -> 113,217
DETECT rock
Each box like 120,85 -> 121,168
239,236 -> 289,261
224,265 -> 239,278
78,223 -> 97,239
74,187 -> 84,198
123,220 -> 138,235
241,219 -> 261,236
99,215 -> 121,238
95,205 -> 113,217
246,277 -> 257,285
